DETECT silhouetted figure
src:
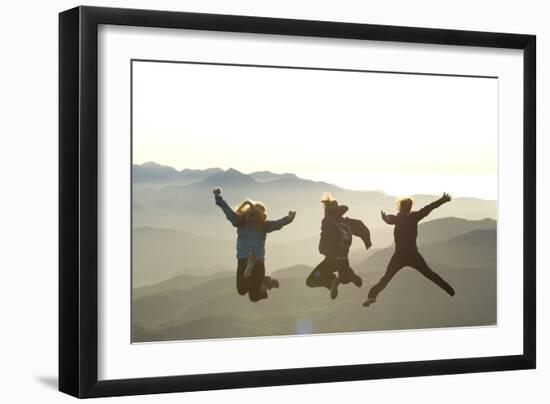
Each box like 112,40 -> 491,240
364,193 -> 456,307
213,187 -> 296,302
307,193 -> 372,299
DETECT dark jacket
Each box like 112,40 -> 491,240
318,216 -> 372,258
383,198 -> 446,252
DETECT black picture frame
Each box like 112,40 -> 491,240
59,5 -> 536,399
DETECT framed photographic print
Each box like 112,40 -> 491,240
59,6 -> 536,398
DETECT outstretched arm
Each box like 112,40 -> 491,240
416,192 -> 452,221
265,211 -> 296,233
381,211 -> 396,225
213,188 -> 239,227
343,217 -> 372,249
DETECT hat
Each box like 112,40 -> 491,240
322,197 -> 349,217
337,204 -> 349,216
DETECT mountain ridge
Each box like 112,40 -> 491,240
133,220 -> 496,288
132,165 -> 497,242
133,162 -> 496,203
134,162 -> 312,186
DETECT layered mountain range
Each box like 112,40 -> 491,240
131,162 -> 497,342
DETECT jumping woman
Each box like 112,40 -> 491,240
306,193 -> 372,299
213,187 -> 296,302
363,193 -> 456,307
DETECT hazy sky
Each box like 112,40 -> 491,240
132,61 -> 497,199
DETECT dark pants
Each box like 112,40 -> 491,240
368,250 -> 455,299
236,259 -> 267,302
306,257 -> 359,289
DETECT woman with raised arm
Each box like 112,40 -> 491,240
363,193 -> 456,307
213,187 -> 296,302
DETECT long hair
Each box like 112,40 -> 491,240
321,192 -> 339,218
235,199 -> 267,230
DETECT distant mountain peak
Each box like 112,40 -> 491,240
134,163 -> 228,184
250,170 -> 297,177
178,167 -> 224,177
248,170 -> 300,183
133,162 -> 179,181
141,161 -> 163,167
200,168 -> 257,186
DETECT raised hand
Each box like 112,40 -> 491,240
288,211 -> 297,221
212,187 -> 222,196
441,192 -> 452,203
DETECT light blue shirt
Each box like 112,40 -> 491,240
215,195 -> 292,261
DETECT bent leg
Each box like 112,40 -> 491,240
367,253 -> 404,300
263,275 -> 279,290
236,259 -> 248,296
306,257 -> 336,289
411,253 -> 455,296
337,258 -> 362,287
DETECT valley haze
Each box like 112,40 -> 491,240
131,162 -> 497,342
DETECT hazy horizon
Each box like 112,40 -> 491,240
133,61 -> 498,200
133,161 -> 497,201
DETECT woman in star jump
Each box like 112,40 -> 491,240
213,187 -> 296,302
